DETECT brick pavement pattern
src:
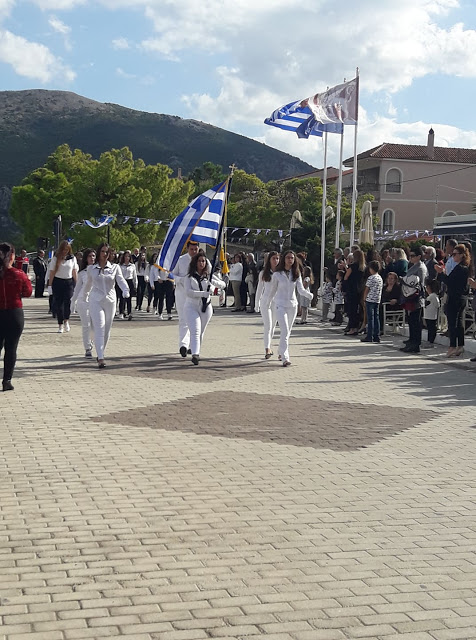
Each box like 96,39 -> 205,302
1,298 -> 475,640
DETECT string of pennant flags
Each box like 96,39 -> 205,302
69,215 -> 289,238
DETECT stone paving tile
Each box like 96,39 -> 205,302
0,298 -> 475,640
94,392 -> 435,451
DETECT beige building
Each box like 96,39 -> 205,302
344,130 -> 476,233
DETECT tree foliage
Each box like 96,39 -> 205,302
11,144 -> 193,250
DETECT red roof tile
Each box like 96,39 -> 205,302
344,143 -> 476,166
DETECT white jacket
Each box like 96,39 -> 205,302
71,269 -> 90,308
84,262 -> 130,302
120,263 -> 138,289
255,270 -> 275,312
172,254 -> 212,291
229,262 -> 243,282
184,273 -> 225,310
264,270 -> 312,309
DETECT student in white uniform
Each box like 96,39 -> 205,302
119,250 -> 138,320
172,241 -> 202,357
47,240 -> 78,333
264,250 -> 312,367
84,243 -> 130,369
71,249 -> 96,358
183,250 -> 225,365
149,263 -> 175,320
255,251 -> 280,359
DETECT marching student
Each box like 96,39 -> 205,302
84,243 -> 130,369
183,250 -> 224,365
145,253 -> 158,313
135,252 -> 148,311
149,263 -> 175,320
48,240 -> 78,333
255,251 -> 280,358
264,250 -> 312,367
71,248 -> 96,358
171,241 -> 212,357
119,250 -> 138,320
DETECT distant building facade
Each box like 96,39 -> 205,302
344,129 -> 476,233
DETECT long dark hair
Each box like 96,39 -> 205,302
120,250 -> 132,265
95,243 -> 109,266
262,251 -> 279,283
80,248 -> 95,271
276,250 -> 300,281
149,253 -> 158,266
188,250 -> 209,276
0,242 -> 14,279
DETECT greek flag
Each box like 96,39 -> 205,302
83,215 -> 114,229
265,101 -> 343,138
157,180 -> 227,272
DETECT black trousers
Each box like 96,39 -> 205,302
0,308 -> 24,383
406,308 -> 422,347
156,280 -> 175,315
447,298 -> 465,347
52,277 -> 74,325
136,276 -> 146,309
426,319 -> 437,343
118,280 -> 133,316
35,276 -> 46,298
347,293 -> 361,330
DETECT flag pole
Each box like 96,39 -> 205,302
350,68 -> 360,246
320,131 -> 328,290
335,126 -> 344,248
209,163 -> 236,277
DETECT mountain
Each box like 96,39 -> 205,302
0,90 -> 315,189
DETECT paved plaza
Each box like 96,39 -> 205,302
1,297 -> 476,640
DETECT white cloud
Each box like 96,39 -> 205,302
112,37 -> 130,50
0,29 -> 75,82
48,15 -> 72,50
48,15 -> 70,35
30,0 -> 85,8
116,66 -> 136,79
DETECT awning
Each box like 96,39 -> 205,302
433,223 -> 476,236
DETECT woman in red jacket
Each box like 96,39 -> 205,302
0,243 -> 32,391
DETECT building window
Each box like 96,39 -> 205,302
382,209 -> 395,232
442,211 -> 457,217
385,168 -> 402,193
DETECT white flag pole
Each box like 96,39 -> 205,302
320,130 -> 328,290
350,69 -> 360,246
335,126 -> 344,248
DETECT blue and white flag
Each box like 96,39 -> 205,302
265,100 -> 342,138
265,77 -> 358,138
157,180 -> 227,272
83,215 -> 114,229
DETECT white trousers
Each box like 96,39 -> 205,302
89,295 -> 116,360
260,303 -> 277,350
77,300 -> 93,352
175,288 -> 190,350
184,303 -> 213,356
275,304 -> 298,362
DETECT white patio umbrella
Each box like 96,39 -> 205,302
359,200 -> 374,245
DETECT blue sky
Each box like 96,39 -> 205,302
1,0 -> 476,168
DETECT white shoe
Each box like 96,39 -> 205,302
158,314 -> 163,320
168,314 -> 173,321
58,325 -> 64,333
65,321 -> 70,332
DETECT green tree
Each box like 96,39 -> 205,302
10,144 -> 194,251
